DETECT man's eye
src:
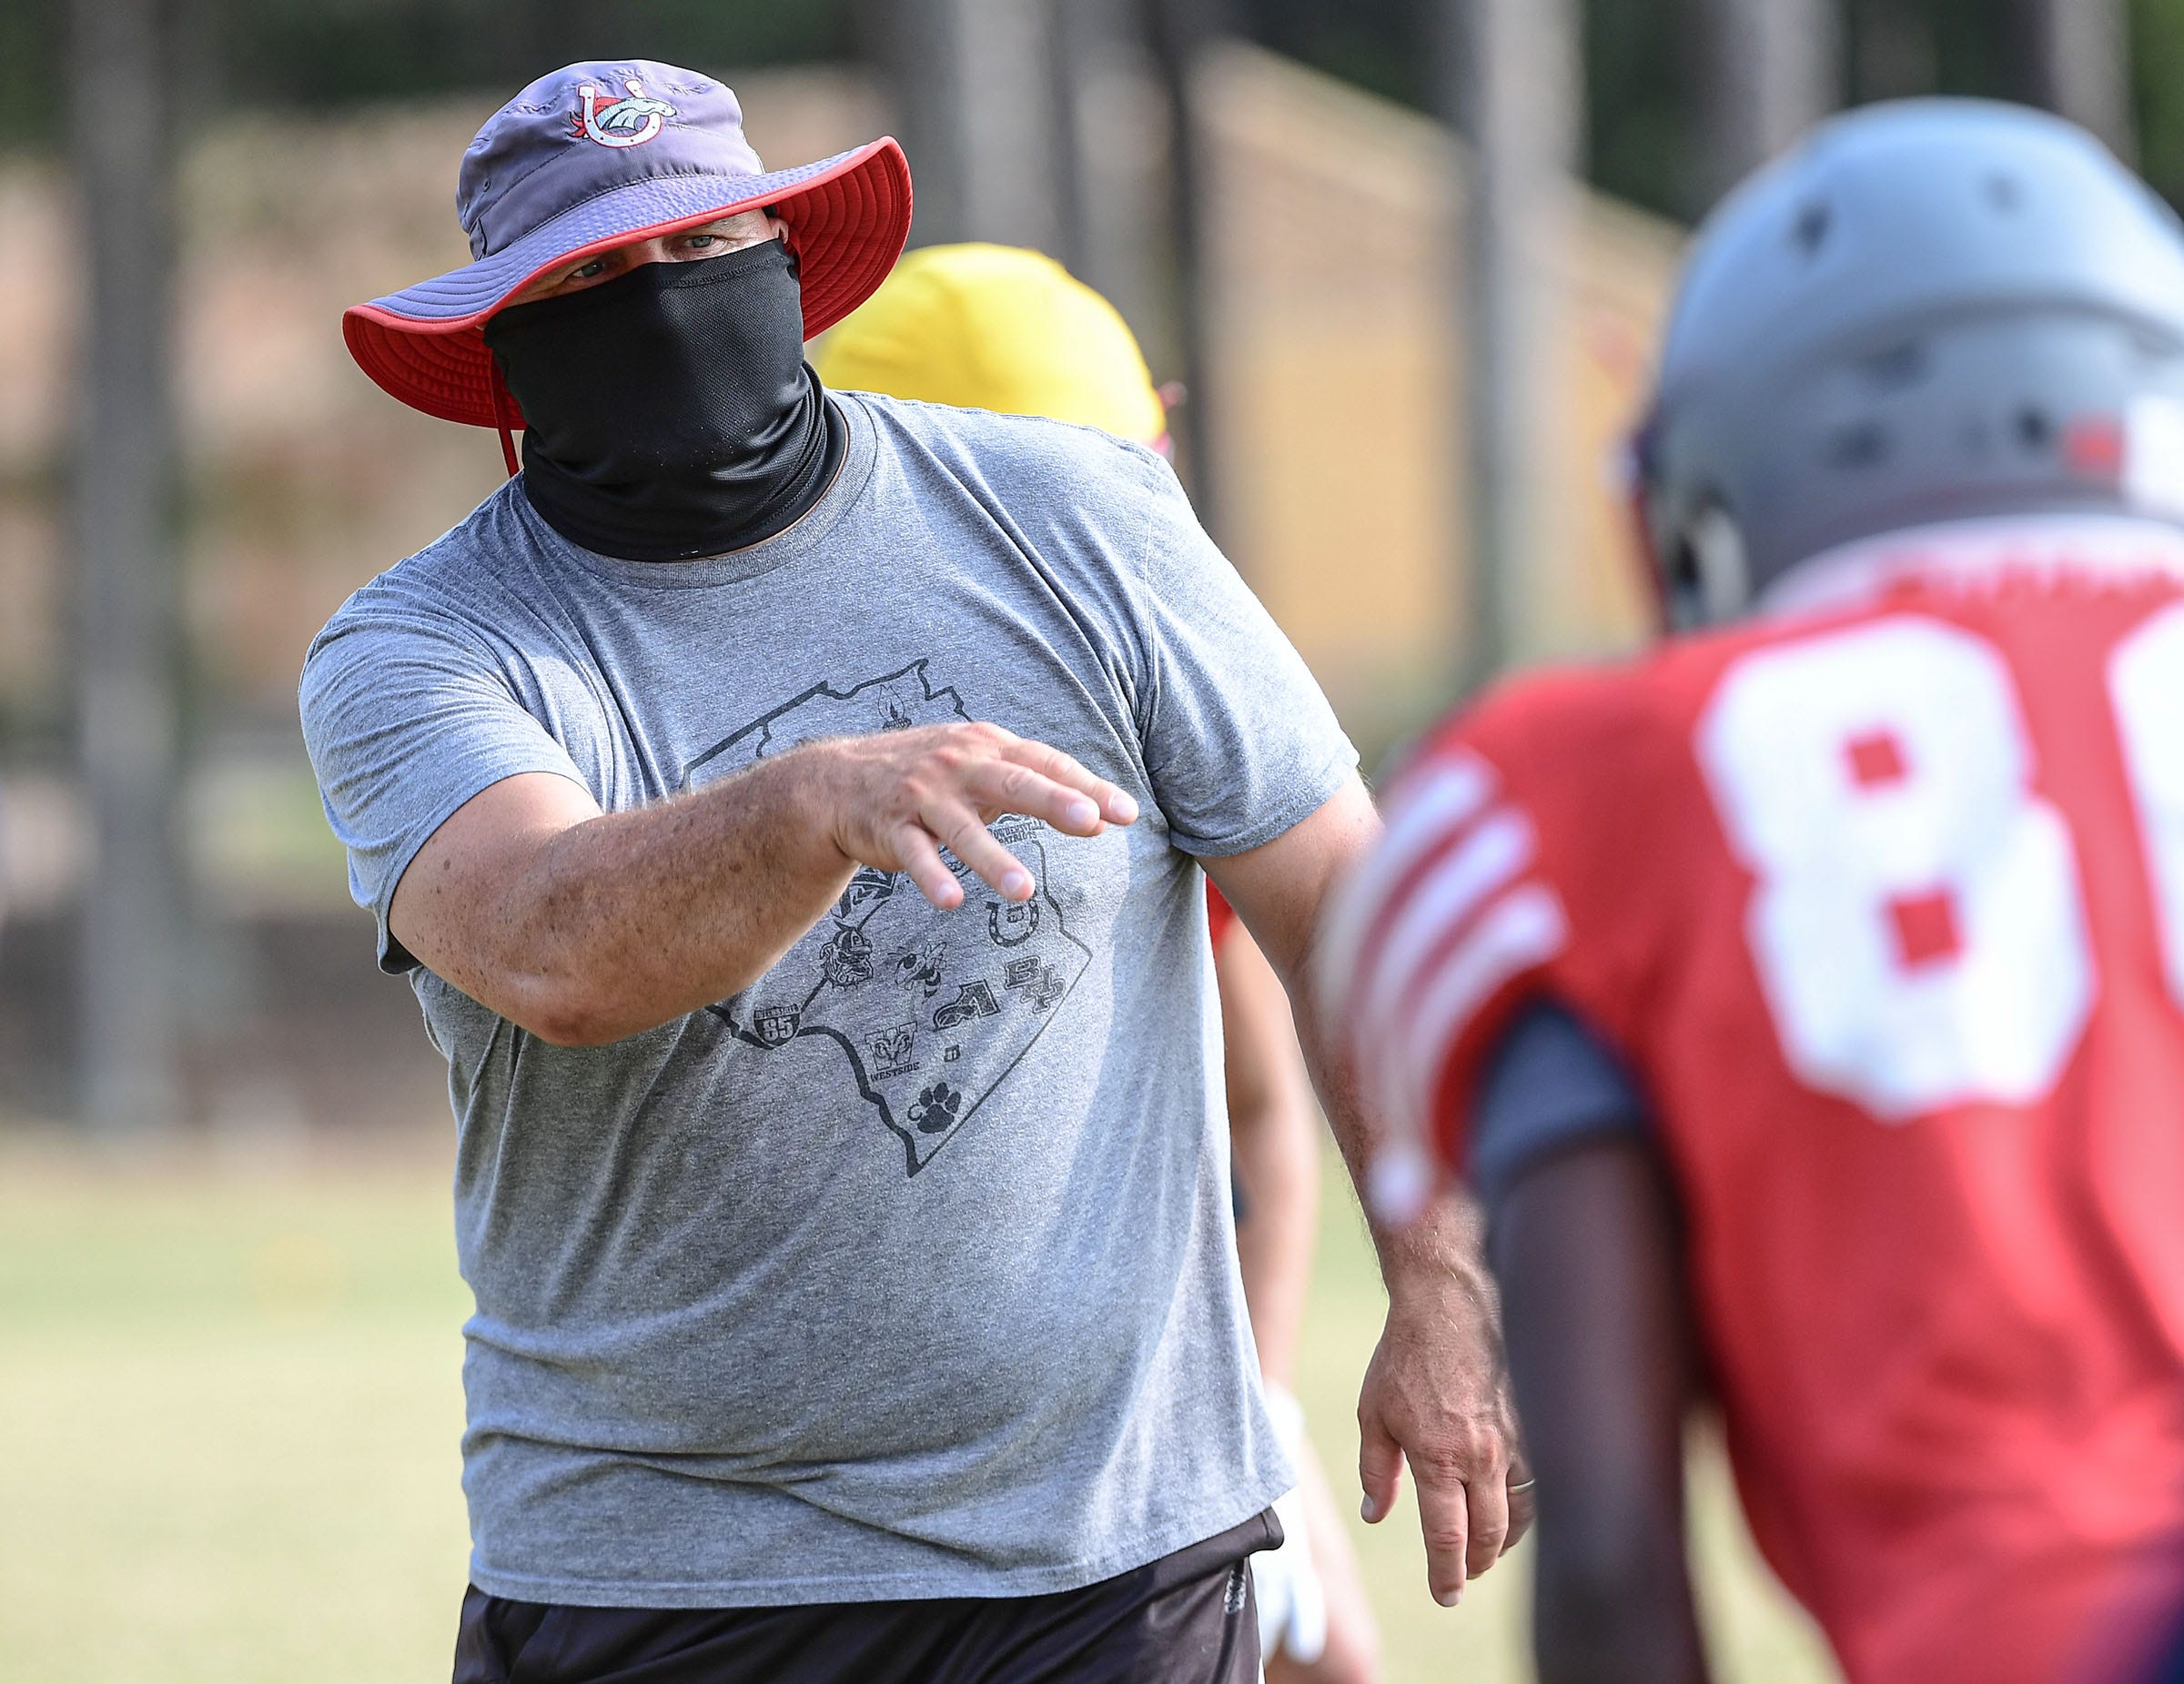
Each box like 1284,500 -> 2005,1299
568,259 -> 606,282
684,234 -> 716,249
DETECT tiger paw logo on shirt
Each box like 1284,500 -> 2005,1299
570,76 -> 676,148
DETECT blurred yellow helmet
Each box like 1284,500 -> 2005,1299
813,243 -> 1168,449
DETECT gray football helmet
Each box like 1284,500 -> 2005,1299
1634,97 -> 2184,627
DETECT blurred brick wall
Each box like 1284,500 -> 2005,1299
1198,45 -> 1680,761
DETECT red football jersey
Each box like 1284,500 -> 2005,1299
1326,519 -> 2184,1684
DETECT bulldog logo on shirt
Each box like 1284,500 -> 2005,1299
681,660 -> 1093,1175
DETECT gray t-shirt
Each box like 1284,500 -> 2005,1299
300,391 -> 1357,1608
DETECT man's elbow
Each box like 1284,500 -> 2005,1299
506,974 -> 642,1047
522,999 -> 622,1047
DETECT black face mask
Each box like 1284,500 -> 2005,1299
483,238 -> 842,561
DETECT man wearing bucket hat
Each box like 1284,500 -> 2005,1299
815,242 -> 1387,1684
305,61 -> 1519,1683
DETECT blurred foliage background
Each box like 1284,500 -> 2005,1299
9,0 -> 2184,212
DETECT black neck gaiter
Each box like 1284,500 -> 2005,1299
483,238 -> 842,561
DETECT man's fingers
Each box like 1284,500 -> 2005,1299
1462,1466 -> 1512,1582
963,761 -> 1109,838
1504,1457 -> 1537,1553
890,823 -> 966,910
1412,1466 -> 1473,1608
1357,1413 -> 1404,1527
927,809 -> 1036,903
1002,738 -> 1139,826
855,727 -> 1138,902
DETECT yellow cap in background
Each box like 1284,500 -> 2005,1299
813,243 -> 1167,449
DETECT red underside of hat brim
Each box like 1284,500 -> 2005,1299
342,137 -> 913,429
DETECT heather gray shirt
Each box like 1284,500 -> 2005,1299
300,392 -> 1357,1608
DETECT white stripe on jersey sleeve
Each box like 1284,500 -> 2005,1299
1388,882 -> 1570,1135
1355,809 -> 1534,1048
1312,752 -> 1494,1035
1312,740 -> 1573,1202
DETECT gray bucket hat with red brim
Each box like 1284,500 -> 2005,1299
342,60 -> 913,429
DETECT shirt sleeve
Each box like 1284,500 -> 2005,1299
1470,999 -> 1649,1207
298,604 -> 593,973
1126,454 -> 1359,856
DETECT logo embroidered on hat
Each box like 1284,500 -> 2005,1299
569,76 -> 676,148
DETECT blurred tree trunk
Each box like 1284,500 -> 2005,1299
1052,0 -> 1167,358
1437,0 -> 1584,691
1846,0 -> 1936,102
70,0 -> 183,1134
857,0 -> 1064,251
854,0 -> 960,240
1694,0 -> 1839,201
952,0 -> 1065,251
1145,0 -> 1228,538
2013,0 -> 2135,162
1050,0 -> 1129,280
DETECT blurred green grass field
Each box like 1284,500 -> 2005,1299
0,1134 -> 1838,1683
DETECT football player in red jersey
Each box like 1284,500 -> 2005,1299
1320,99 -> 2184,1684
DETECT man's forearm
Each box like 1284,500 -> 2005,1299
1289,982 -> 1501,1307
1206,777 -> 1493,1298
1207,776 -> 1526,1594
398,721 -> 1134,1044
494,744 -> 855,1043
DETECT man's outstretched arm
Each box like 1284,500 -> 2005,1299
1207,774 -> 1530,1611
1491,1134 -> 1705,1684
389,722 -> 1138,1046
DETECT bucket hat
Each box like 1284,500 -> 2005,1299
342,60 -> 913,430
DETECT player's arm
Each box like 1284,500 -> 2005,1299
388,725 -> 1137,1046
1475,1003 -> 1706,1684
1493,1135 -> 1704,1684
1208,773 -> 1528,1610
1219,919 -> 1320,1387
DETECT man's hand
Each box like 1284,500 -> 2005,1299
813,722 -> 1139,910
1356,1220 -> 1533,1607
1205,775 -> 1532,1610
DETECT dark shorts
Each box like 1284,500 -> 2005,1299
453,1510 -> 1279,1684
